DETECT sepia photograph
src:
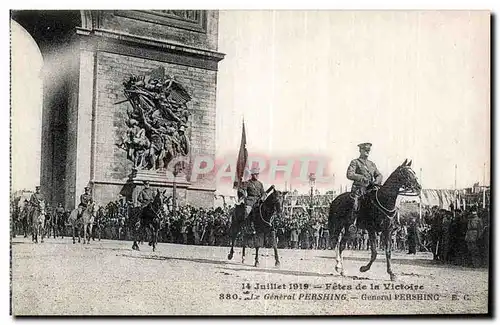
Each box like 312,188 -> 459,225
9,8 -> 491,316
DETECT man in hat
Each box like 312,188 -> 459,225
78,186 -> 93,219
346,143 -> 383,232
241,167 -> 266,234
30,186 -> 45,210
137,180 -> 155,208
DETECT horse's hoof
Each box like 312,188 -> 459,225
360,266 -> 370,273
227,253 -> 233,260
73,241 -> 75,244
275,261 -> 280,268
254,261 -> 260,268
335,266 -> 342,274
389,273 -> 397,281
340,270 -> 347,276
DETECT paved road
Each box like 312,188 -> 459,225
11,237 -> 489,315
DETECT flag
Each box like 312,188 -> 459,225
233,120 -> 248,189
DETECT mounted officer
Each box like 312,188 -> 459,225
240,167 -> 266,234
137,180 -> 155,208
346,143 -> 383,233
30,186 -> 45,210
78,186 -> 93,219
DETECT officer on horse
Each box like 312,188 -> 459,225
30,186 -> 45,209
346,143 -> 383,233
77,186 -> 93,219
238,167 -> 266,235
137,180 -> 155,208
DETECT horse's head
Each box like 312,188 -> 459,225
387,159 -> 421,196
263,186 -> 288,217
152,190 -> 167,214
86,201 -> 97,216
38,200 -> 46,215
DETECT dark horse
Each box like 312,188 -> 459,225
328,159 -> 421,281
132,189 -> 166,252
227,185 -> 287,267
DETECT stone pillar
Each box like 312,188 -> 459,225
73,46 -> 96,208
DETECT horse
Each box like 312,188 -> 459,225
328,159 -> 421,281
31,201 -> 47,243
68,202 -> 97,244
132,190 -> 166,252
18,201 -> 32,238
227,185 -> 287,267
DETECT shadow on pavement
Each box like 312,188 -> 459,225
119,253 -> 378,280
317,255 -> 487,272
119,253 -> 235,266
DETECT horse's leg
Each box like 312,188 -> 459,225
153,228 -> 159,252
271,230 -> 280,267
254,245 -> 260,267
330,225 -> 343,275
360,230 -> 378,273
88,224 -> 92,244
242,242 -> 246,264
132,221 -> 140,251
336,229 -> 351,276
72,225 -> 76,244
254,233 -> 261,267
227,231 -> 236,260
384,230 -> 397,281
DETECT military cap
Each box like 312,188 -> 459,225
143,180 -> 150,185
35,186 -> 41,189
84,186 -> 91,190
358,143 -> 372,150
250,167 -> 260,175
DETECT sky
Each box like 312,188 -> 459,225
9,11 -> 490,195
215,10 -> 490,195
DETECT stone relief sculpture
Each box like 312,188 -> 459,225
117,67 -> 191,171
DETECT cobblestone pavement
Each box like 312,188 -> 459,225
11,237 -> 489,315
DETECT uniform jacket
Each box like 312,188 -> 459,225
137,187 -> 155,206
242,179 -> 265,206
465,215 -> 484,242
346,157 -> 383,192
80,193 -> 92,207
30,192 -> 45,208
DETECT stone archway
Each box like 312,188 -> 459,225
11,10 -> 84,208
11,10 -> 224,209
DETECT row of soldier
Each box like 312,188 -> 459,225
12,180 -> 489,268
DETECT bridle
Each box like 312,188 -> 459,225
397,167 -> 421,197
257,190 -> 282,228
371,166 -> 420,220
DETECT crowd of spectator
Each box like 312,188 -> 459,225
12,191 -> 489,268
